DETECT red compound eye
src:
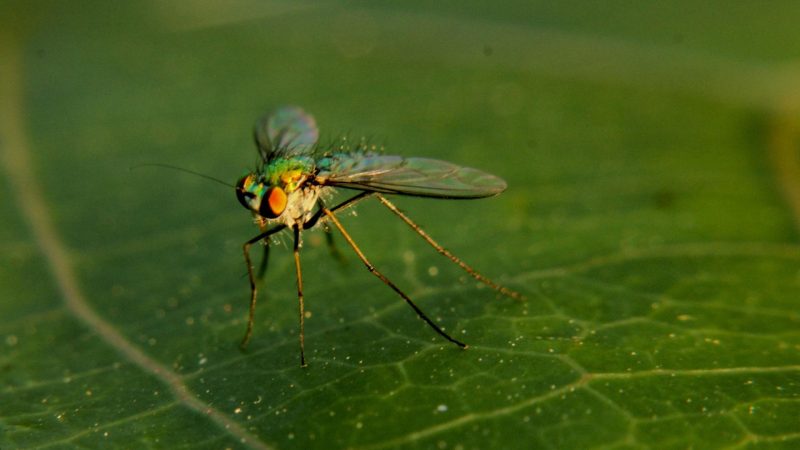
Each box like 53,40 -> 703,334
260,186 -> 287,218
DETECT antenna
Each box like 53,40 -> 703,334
131,163 -> 235,189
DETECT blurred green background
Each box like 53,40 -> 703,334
2,1 -> 800,449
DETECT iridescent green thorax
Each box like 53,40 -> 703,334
262,156 -> 315,192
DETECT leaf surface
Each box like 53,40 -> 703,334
2,2 -> 799,449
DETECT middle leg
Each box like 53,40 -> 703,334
322,207 -> 467,348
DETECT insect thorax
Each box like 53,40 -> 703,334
280,184 -> 327,227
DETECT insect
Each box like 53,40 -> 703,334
237,106 -> 522,366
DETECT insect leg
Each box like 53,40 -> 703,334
322,207 -> 467,348
329,191 -> 373,213
241,224 -> 287,349
308,198 -> 349,264
304,191 -> 373,230
292,225 -> 308,367
303,192 -> 373,263
374,193 -> 525,300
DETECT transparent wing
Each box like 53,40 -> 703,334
317,155 -> 507,199
254,106 -> 319,159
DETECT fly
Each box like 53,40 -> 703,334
235,106 -> 522,367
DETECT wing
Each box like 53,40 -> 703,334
253,106 -> 319,160
316,155 -> 507,199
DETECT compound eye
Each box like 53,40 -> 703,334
236,175 -> 256,210
259,186 -> 287,219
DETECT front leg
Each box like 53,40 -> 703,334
240,224 -> 286,349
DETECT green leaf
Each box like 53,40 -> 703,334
2,2 -> 800,449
